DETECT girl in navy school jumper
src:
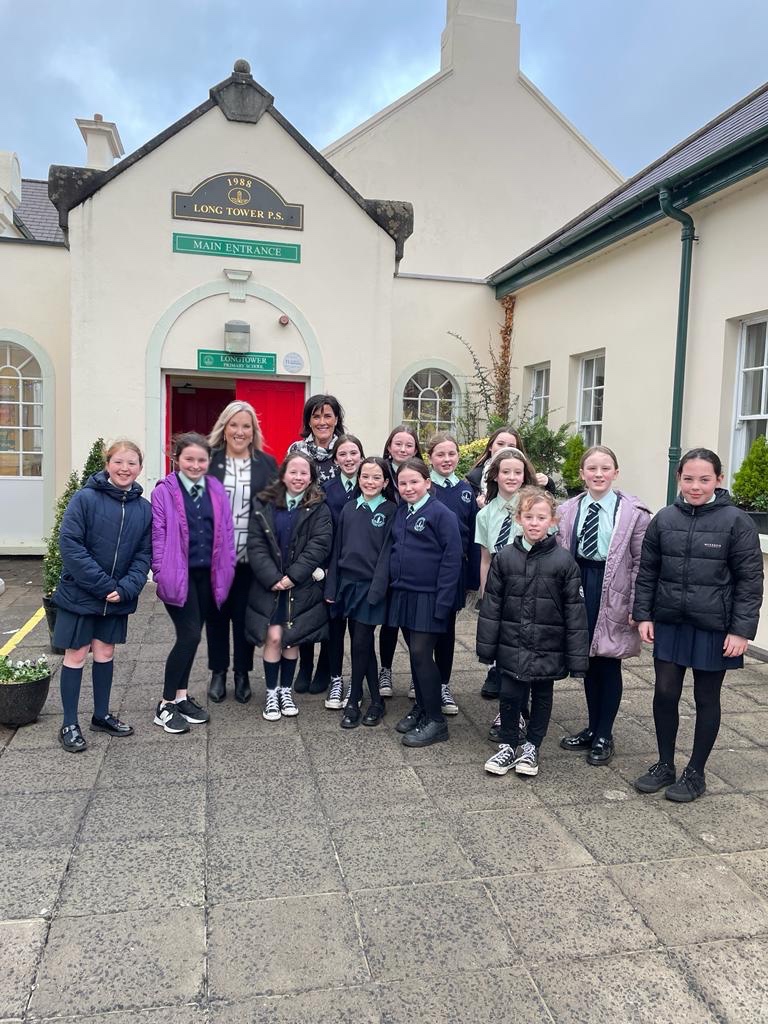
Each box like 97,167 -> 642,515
382,458 -> 463,748
325,456 -> 397,728
378,425 -> 424,698
322,434 -> 365,711
426,431 -> 477,717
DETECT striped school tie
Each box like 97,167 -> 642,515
190,483 -> 202,506
345,480 -> 353,491
494,513 -> 513,552
581,502 -> 601,558
407,504 -> 415,517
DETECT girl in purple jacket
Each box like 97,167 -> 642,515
555,445 -> 651,765
151,433 -> 236,735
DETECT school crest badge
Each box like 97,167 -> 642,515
461,490 -> 471,503
414,517 -> 427,532
371,512 -> 386,528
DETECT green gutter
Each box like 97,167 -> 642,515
658,189 -> 696,504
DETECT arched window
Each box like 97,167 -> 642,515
402,368 -> 457,440
0,342 -> 43,477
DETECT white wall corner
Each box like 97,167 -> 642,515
0,151 -> 22,236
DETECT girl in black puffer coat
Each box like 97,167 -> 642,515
477,488 -> 589,778
632,448 -> 763,803
245,452 -> 333,722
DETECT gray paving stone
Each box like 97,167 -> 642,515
61,1008 -> 209,1024
206,703 -> 285,739
414,762 -> 542,813
671,938 -> 768,1024
399,721 -> 487,767
729,682 -> 768,706
59,835 -> 205,915
331,812 -> 474,890
529,950 -> 718,1023
663,793 -> 768,853
354,881 -> 514,981
722,849 -> 768,902
377,967 -> 551,1023
0,744 -> 105,793
450,807 -> 594,876
208,894 -> 368,998
303,726 -> 406,771
30,907 -> 205,1016
0,918 -> 46,1018
610,858 -> 768,945
706,747 -> 768,792
208,775 -> 324,830
555,800 -> 706,863
718,711 -> 768,745
208,821 -> 343,903
525,755 -> 638,807
0,788 -> 90,847
315,766 -> 430,821
98,737 -> 207,788
488,867 -> 656,961
719,686 -> 768,712
0,841 -> 70,919
211,987 -> 380,1023
81,782 -> 206,842
207,734 -> 310,779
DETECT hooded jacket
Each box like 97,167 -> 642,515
632,489 -> 763,638
54,471 -> 152,616
151,473 -> 235,608
556,490 -> 652,658
477,535 -> 589,682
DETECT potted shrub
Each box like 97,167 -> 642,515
42,470 -> 80,654
561,433 -> 586,497
732,435 -> 768,534
0,655 -> 51,727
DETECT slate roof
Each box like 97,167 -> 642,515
15,179 -> 65,244
489,78 -> 768,288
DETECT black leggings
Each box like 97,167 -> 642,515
499,675 -> 552,747
163,568 -> 213,701
346,621 -> 380,708
403,629 -> 443,723
653,659 -> 725,773
435,612 -> 457,685
379,624 -> 399,670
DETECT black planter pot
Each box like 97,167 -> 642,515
745,510 -> 768,535
0,674 -> 51,727
42,595 -> 65,655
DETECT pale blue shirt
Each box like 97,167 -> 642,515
356,494 -> 386,512
407,493 -> 431,514
340,473 -> 357,492
429,469 -> 460,487
286,490 -> 305,510
178,472 -> 206,495
475,494 -> 521,550
576,490 -> 618,560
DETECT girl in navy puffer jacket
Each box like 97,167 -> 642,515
54,440 -> 152,753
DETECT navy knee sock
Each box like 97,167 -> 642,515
60,665 -> 84,726
92,660 -> 114,720
264,660 -> 280,690
280,658 -> 298,689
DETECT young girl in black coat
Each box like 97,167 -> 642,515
632,448 -> 763,802
325,456 -> 396,728
245,453 -> 333,722
478,488 -> 589,778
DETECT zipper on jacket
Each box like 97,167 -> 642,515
681,505 -> 697,619
103,493 -> 127,616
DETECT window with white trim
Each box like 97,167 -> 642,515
578,352 -> 604,446
734,318 -> 768,463
0,341 -> 43,477
402,368 -> 457,441
530,363 -> 550,419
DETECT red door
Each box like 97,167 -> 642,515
236,379 -> 306,462
171,384 -> 235,437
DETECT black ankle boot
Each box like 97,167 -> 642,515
234,672 -> 252,704
208,671 -> 226,703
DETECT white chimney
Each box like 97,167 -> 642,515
0,151 -> 22,237
76,113 -> 124,171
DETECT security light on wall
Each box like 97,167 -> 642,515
224,320 -> 250,353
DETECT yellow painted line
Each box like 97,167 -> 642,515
0,606 -> 46,657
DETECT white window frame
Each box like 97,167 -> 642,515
732,316 -> 768,475
529,363 -> 550,420
401,367 -> 458,440
577,351 -> 605,446
0,341 -> 43,479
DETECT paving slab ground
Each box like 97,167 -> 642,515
3,555 -> 768,1022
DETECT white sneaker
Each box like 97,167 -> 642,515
378,667 -> 393,698
408,681 -> 416,700
153,701 -> 190,734
441,684 -> 459,715
484,744 -> 518,776
325,676 -> 344,709
278,687 -> 299,717
515,741 -> 539,776
263,688 -> 281,722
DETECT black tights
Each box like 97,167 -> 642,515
346,621 -> 380,708
434,612 -> 457,685
379,625 -> 399,670
584,656 -> 623,739
403,629 -> 443,723
653,659 -> 725,773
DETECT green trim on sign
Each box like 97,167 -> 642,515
173,232 -> 301,263
197,350 -> 277,373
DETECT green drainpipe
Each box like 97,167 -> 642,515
659,188 -> 696,504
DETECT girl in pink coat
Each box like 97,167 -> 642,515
555,445 -> 651,765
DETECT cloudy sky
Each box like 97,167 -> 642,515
2,0 -> 766,182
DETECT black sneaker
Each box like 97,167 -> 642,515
395,705 -> 423,734
401,719 -> 449,748
153,702 -> 190,734
175,697 -> 210,724
665,766 -> 706,803
90,713 -> 134,737
59,723 -> 87,753
480,665 -> 500,700
634,761 -> 676,794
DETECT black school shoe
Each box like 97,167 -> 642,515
308,667 -> 331,695
665,766 -> 706,803
395,705 -> 423,734
480,666 -> 500,700
90,713 -> 134,737
634,761 -> 676,794
401,719 -> 449,748
586,736 -> 614,766
59,723 -> 87,753
208,670 -> 226,703
234,672 -> 252,704
340,705 -> 362,729
362,702 -> 386,726
560,727 -> 594,751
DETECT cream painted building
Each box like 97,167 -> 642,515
0,0 -> 620,553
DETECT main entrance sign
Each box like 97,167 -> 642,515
173,173 -> 304,230
198,350 -> 277,374
173,233 -> 300,263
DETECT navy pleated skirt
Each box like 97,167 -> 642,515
654,621 -> 743,672
387,589 -> 448,634
334,576 -> 386,626
53,608 -> 128,649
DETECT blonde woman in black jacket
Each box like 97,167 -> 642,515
632,449 -> 763,802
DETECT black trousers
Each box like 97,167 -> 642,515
205,562 -> 254,673
163,568 -> 214,700
498,673 -> 553,748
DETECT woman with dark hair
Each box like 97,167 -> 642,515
205,400 -> 278,704
466,425 -> 554,508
